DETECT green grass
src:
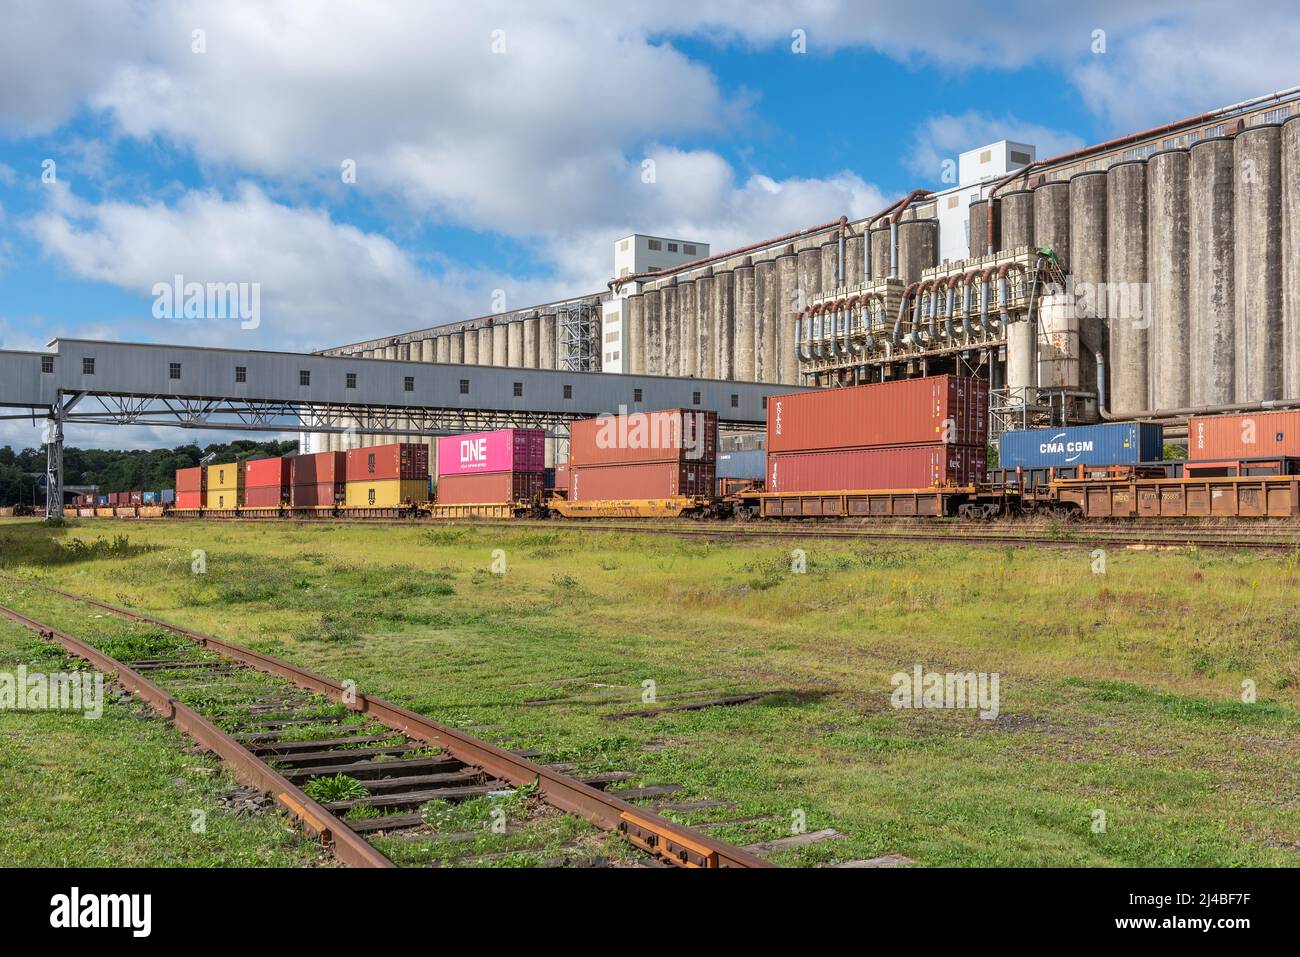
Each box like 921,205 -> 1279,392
1,516 -> 1298,867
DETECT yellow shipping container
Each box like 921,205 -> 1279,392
205,462 -> 245,509
344,478 -> 429,509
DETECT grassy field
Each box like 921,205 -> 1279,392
1,516 -> 1298,867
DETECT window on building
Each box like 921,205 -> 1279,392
947,195 -> 959,208
979,149 -> 992,164
346,372 -> 357,389
619,267 -> 631,277
648,238 -> 662,250
513,382 -> 523,397
41,356 -> 53,373
605,330 -> 620,343
730,393 -> 739,408
1010,150 -> 1032,165
1204,124 -> 1226,138
619,239 -> 629,252
235,365 -> 247,383
668,242 -> 678,252
299,370 -> 311,386
683,244 -> 697,255
692,391 -> 701,406
459,379 -> 470,395
633,388 -> 643,403
563,384 -> 573,399
761,396 -> 768,410
404,376 -> 414,392
1261,106 -> 1291,125
611,351 -> 619,361
169,362 -> 181,380
82,357 -> 95,375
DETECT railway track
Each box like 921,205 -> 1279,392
0,578 -> 769,869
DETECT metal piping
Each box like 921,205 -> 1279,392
944,280 -> 956,341
892,282 -> 919,343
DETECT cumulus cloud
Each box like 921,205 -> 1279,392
906,112 -> 1087,183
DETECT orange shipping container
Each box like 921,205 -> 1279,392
1189,409 -> 1300,460
570,409 -> 717,466
345,443 -> 430,482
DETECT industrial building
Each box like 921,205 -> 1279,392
314,86 -> 1300,452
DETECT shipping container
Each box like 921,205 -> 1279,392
142,491 -> 159,505
128,491 -> 144,505
160,488 -> 175,505
176,466 -> 205,493
1189,409 -> 1300,460
204,486 -> 242,510
290,450 -> 347,486
716,449 -> 767,481
437,470 -> 545,505
570,409 -> 717,466
569,460 -> 717,501
243,485 -> 286,508
766,444 -> 986,493
437,429 -> 545,477
175,491 -> 202,510
346,443 -> 430,483
344,478 -> 430,509
290,482 -> 343,509
205,462 -> 244,492
998,423 -> 1164,470
553,462 -> 570,491
245,457 -> 291,490
96,495 -> 109,506
766,375 -> 988,453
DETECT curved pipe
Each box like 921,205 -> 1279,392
943,278 -> 956,341
912,283 -> 927,340
795,310 -> 813,362
892,282 -> 918,344
926,279 -> 940,341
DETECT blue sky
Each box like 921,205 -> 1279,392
1,0 -> 1295,449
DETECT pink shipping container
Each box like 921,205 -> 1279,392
569,460 -> 717,501
766,444 -> 986,493
767,375 -> 988,453
437,429 -> 545,477
1189,409 -> 1300,460
245,457 -> 291,491
346,443 -> 429,482
290,482 -> 342,508
437,471 -> 545,504
290,451 -> 346,487
570,409 -> 717,466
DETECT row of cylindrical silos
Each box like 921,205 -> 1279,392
992,116 -> 1300,415
623,213 -> 940,384
309,313 -> 565,456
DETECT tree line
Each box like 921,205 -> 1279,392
0,440 -> 298,505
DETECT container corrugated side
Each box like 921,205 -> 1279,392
204,486 -> 242,510
767,375 -> 987,453
998,423 -> 1164,469
346,443 -> 430,482
716,449 -> 767,480
437,429 -> 545,477
344,478 -> 430,508
1189,409 -> 1300,459
205,463 -> 245,491
570,409 -> 718,466
569,460 -> 717,501
242,485 -> 286,508
766,444 -> 986,493
290,451 -> 346,486
245,457 -> 291,489
290,482 -> 343,508
175,491 -> 201,510
176,466 -> 205,493
436,471 -> 544,504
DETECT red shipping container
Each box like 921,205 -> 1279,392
1189,409 -> 1300,459
176,491 -> 203,510
766,444 -> 986,493
346,443 -> 429,482
767,375 -> 988,453
128,491 -> 143,505
290,451 -> 346,487
243,485 -> 287,508
553,462 -> 570,491
569,460 -> 717,501
570,409 -> 717,466
245,457 -> 291,490
290,482 -> 343,508
437,471 -> 544,504
437,429 -> 545,477
176,467 -> 205,493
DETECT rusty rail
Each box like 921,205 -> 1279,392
0,600 -> 395,868
0,577 -> 772,868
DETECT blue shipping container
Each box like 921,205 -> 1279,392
998,423 -> 1164,469
716,449 -> 766,480
160,488 -> 176,504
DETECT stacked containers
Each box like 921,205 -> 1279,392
204,462 -> 244,510
176,467 -> 204,510
998,424 -> 1165,469
344,443 -> 430,508
289,450 -> 346,509
567,409 -> 717,501
436,429 -> 545,504
1189,409 -> 1300,460
128,491 -> 144,505
765,375 -> 988,492
244,457 -> 291,509
160,489 -> 176,505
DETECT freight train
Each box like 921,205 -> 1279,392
60,379 -> 1300,525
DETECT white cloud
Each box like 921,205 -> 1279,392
906,112 -> 1087,182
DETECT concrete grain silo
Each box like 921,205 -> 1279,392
775,251 -> 799,383
661,284 -> 678,377
643,287 -> 662,375
896,219 -> 938,284
868,227 -> 890,280
755,259 -> 778,384
695,275 -> 714,379
522,317 -> 539,368
968,199 -> 990,257
477,327 -> 492,366
449,332 -> 464,364
491,322 -> 508,366
1146,149 -> 1191,410
1283,116 -> 1300,397
734,265 -> 756,380
1233,124 -> 1283,403
678,280 -> 698,377
998,190 -> 1035,398
1105,161 -> 1149,416
433,335 -> 448,363
1189,137 -> 1236,406
506,321 -> 523,368
1068,171 -> 1107,407
462,327 -> 479,365
712,271 -> 735,380
845,233 -> 865,287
